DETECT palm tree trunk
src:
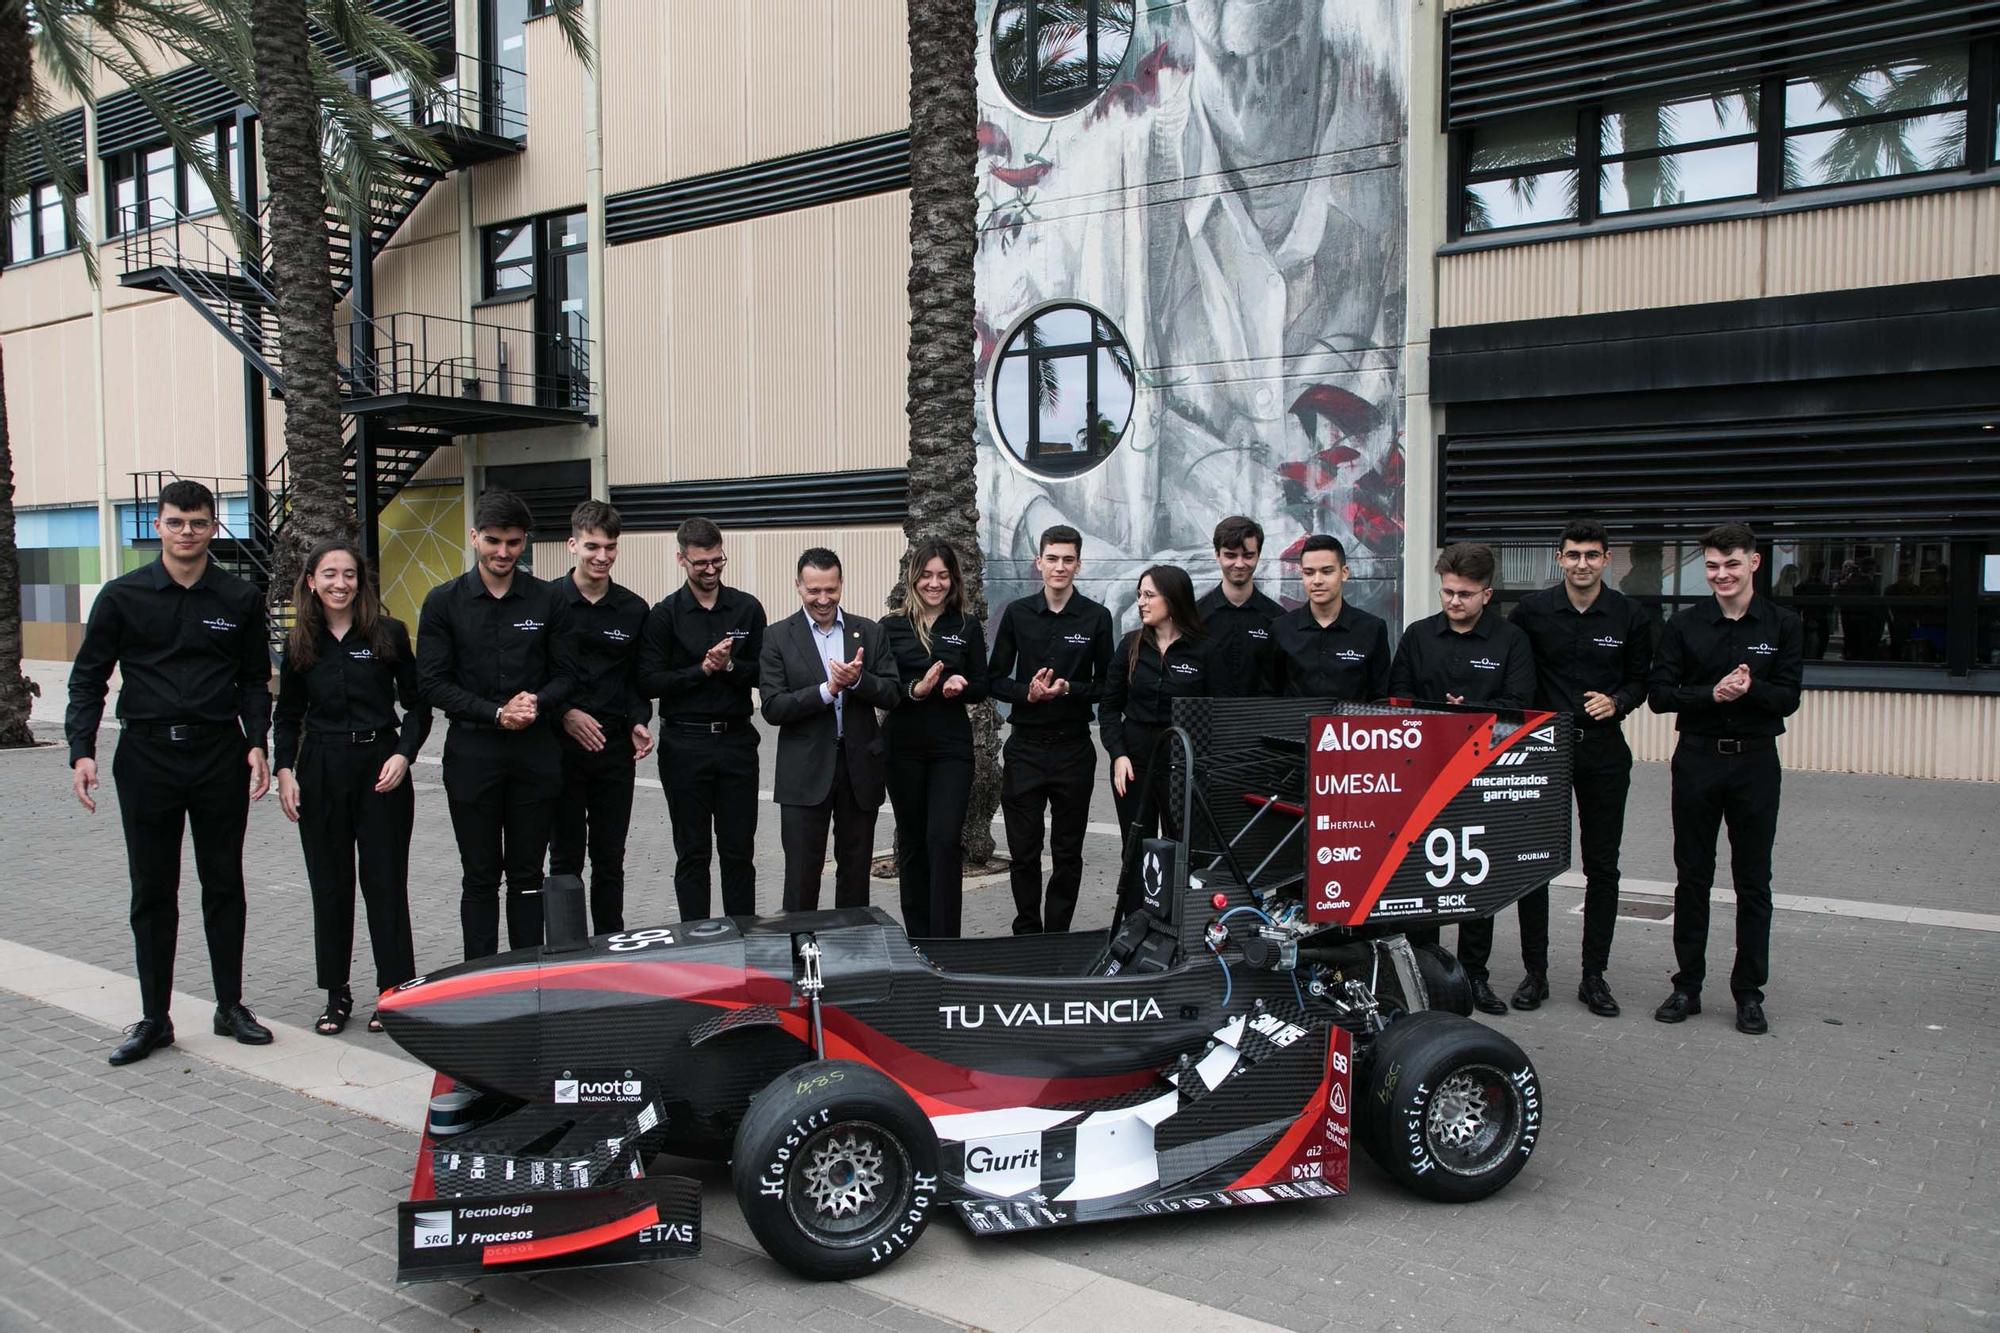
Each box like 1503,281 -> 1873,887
249,0 -> 355,589
0,9 -> 43,746
905,0 -> 995,863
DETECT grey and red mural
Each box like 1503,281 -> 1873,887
974,0 -> 1410,628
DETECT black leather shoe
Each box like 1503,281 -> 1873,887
1510,972 -> 1550,1011
109,1017 -> 174,1066
1735,999 -> 1768,1035
1578,973 -> 1621,1017
1468,978 -> 1508,1015
213,1003 -> 274,1045
1653,989 -> 1701,1023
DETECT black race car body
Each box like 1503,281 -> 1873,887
381,699 -> 1571,1279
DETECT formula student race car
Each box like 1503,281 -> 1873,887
380,698 -> 1573,1283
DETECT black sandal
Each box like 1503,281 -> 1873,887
315,988 -> 353,1036
366,1011 -> 385,1034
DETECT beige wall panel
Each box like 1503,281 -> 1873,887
749,1 -> 836,163
603,242 -> 669,485
832,0 -> 912,142
667,224 -> 751,478
833,189 -> 911,473
372,233 -> 461,320
665,0 -> 751,179
1436,237 -> 1580,325
389,174 -> 462,248
412,443 -> 465,485
602,0 -> 669,195
1764,191 -> 1997,297
3,318 -> 93,507
474,17 -> 588,224
748,209 -> 838,472
1577,219 -> 1763,314
0,252 -> 93,332
1624,691 -> 2000,782
101,299 -> 237,490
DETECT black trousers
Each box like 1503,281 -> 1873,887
1468,727 -> 1634,980
112,729 -> 250,1020
1670,740 -> 1781,1003
296,735 -> 416,995
886,741 -> 972,938
442,725 -> 561,960
551,728 -> 637,934
658,725 -> 760,920
780,744 -> 876,912
1001,728 -> 1095,934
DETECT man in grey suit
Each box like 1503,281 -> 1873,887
759,547 -> 900,911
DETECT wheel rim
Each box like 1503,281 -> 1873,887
786,1119 -> 909,1246
1423,1063 -> 1524,1176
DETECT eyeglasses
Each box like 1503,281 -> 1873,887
684,556 -> 727,571
1558,550 -> 1608,564
160,517 -> 215,534
1438,588 -> 1486,602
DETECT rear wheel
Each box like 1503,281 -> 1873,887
1357,1015 -> 1541,1203
731,1061 -> 940,1280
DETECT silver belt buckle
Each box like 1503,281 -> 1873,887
167,723 -> 193,742
353,730 -> 376,744
709,721 -> 728,735
1717,737 -> 1744,755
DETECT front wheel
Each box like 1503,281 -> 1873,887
731,1060 -> 941,1281
1357,1015 -> 1542,1203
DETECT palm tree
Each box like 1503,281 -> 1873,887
904,0 -> 998,863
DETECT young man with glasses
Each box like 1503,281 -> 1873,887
1506,519 -> 1655,1018
638,517 -> 767,920
67,479 -> 275,1066
1389,542 -> 1536,1015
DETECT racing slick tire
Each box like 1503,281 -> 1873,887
1411,942 -> 1474,1017
1356,1015 -> 1541,1204
731,1060 -> 941,1281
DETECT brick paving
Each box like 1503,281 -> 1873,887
5,693 -> 1999,1330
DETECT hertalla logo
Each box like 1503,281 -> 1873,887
939,997 -> 1164,1029
1317,719 -> 1421,752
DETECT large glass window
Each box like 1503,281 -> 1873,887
1462,111 -> 1579,232
143,145 -> 177,222
1783,48 -> 1968,189
992,302 -> 1137,477
1600,86 -> 1759,214
991,0 -> 1136,118
7,195 -> 31,264
33,183 -> 65,253
482,222 -> 534,295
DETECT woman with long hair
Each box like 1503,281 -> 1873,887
880,538 -> 989,937
273,541 -> 430,1035
1101,564 -> 1214,915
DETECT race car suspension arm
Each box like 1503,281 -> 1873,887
797,935 -> 826,1059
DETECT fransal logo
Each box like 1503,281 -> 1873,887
939,997 -> 1164,1029
1316,719 -> 1422,752
1529,725 -> 1558,744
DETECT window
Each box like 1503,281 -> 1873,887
991,0 -> 1136,118
992,303 -> 1136,477
4,180 -> 84,265
1454,39 -> 1999,239
109,157 -> 138,235
1782,48 -> 1967,189
7,196 -> 30,264
144,145 -> 176,222
482,221 -> 534,295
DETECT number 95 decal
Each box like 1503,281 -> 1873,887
1423,825 -> 1490,888
606,928 -> 676,952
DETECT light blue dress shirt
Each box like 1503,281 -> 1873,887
809,611 -> 848,738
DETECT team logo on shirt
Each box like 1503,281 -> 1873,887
349,647 -> 374,660
1168,661 -> 1202,677
1469,657 -> 1500,671
1062,632 -> 1093,646
1592,635 -> 1624,649
201,616 -> 238,633
1335,649 -> 1366,663
602,628 -> 632,642
1747,641 -> 1776,655
513,618 -> 544,632
1246,627 -> 1270,640
938,633 -> 966,647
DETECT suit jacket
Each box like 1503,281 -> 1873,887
759,609 -> 900,808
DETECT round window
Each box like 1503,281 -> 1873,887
991,303 -> 1136,478
991,0 -> 1137,119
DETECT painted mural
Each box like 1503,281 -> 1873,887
974,0 -> 1409,629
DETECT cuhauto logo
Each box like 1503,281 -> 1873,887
1317,719 -> 1422,752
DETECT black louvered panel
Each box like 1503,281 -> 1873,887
1444,0 -> 2000,126
6,107 -> 86,185
369,0 -> 455,51
610,469 -> 910,531
605,132 -> 911,246
97,65 -> 245,158
1440,416 -> 2000,542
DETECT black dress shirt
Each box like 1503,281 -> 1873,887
1648,594 -> 1804,738
551,572 -> 652,727
882,609 -> 990,753
416,570 -> 576,725
1508,585 -> 1655,729
271,619 -> 432,770
637,584 -> 766,721
1270,601 -> 1392,701
66,558 -> 272,764
1389,610 -> 1536,708
987,591 -> 1116,734
1100,632 -> 1215,760
1196,584 -> 1282,696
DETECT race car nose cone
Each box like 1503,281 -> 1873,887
375,955 -> 544,1096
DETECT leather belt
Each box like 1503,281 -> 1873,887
1683,734 -> 1775,755
666,718 -> 743,734
126,721 -> 232,742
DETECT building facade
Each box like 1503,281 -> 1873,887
5,0 -> 1996,778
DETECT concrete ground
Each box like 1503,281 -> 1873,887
4,660 -> 1997,1331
